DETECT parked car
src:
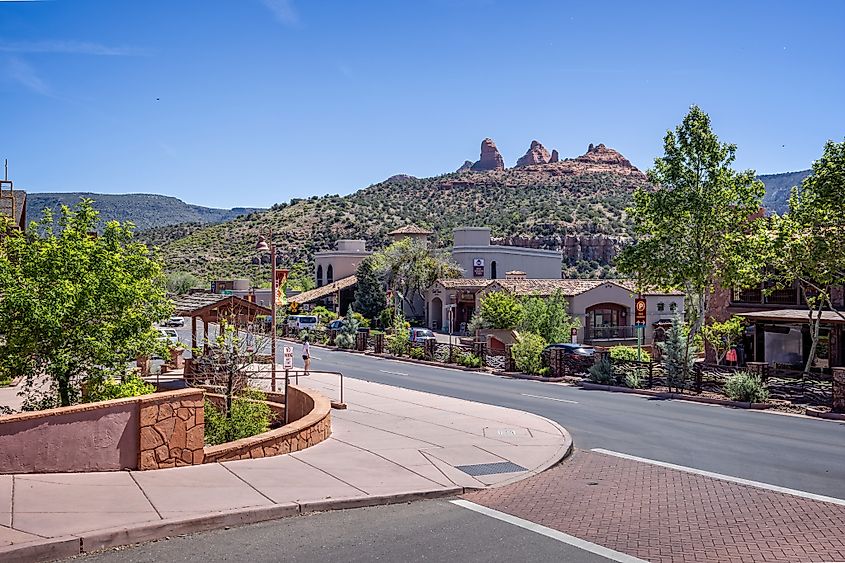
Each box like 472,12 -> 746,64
287,315 -> 318,331
162,316 -> 185,327
541,343 -> 595,369
327,319 -> 344,331
409,327 -> 437,343
157,328 -> 180,346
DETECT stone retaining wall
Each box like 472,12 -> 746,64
138,389 -> 205,470
203,385 -> 331,463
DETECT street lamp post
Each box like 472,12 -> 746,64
255,232 -> 277,392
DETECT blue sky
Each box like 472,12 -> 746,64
1,0 -> 843,208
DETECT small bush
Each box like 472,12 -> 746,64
610,346 -> 651,362
624,371 -> 643,389
512,332 -> 546,375
588,355 -> 615,385
408,345 -> 425,360
385,335 -> 405,356
724,372 -> 769,403
335,332 -> 354,349
204,389 -> 273,446
458,353 -> 482,368
85,373 -> 155,403
538,366 -> 551,377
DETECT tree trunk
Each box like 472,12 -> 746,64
58,376 -> 71,407
804,302 -> 823,375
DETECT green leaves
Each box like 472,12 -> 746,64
0,199 -> 173,407
479,291 -> 523,330
617,106 -> 766,337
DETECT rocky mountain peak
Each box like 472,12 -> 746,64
515,140 -> 552,167
456,160 -> 473,172
470,138 -> 505,171
577,143 -> 635,169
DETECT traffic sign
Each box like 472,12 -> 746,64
635,298 -> 647,326
283,346 -> 294,369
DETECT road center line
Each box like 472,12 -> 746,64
379,369 -> 409,376
591,448 -> 845,507
450,500 -> 647,563
520,393 -> 578,404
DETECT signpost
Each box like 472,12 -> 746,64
473,258 -> 485,277
634,298 -> 647,361
283,346 -> 294,370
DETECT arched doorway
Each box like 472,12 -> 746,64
431,297 -> 443,331
585,302 -> 630,341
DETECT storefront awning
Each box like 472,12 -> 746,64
736,309 -> 845,325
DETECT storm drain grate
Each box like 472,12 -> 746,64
455,461 -> 528,476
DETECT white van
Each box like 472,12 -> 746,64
287,315 -> 318,331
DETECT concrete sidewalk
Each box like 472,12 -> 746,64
0,372 -> 571,561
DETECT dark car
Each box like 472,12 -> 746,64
541,343 -> 596,371
327,319 -> 344,331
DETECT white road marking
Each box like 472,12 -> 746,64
520,393 -> 578,404
591,448 -> 845,507
450,500 -> 647,563
379,369 -> 409,376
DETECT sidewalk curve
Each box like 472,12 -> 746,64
0,372 -> 572,561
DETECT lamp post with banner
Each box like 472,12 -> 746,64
255,231 -> 286,392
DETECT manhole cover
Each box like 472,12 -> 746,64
455,461 -> 528,476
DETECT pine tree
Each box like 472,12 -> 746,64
353,257 -> 385,321
659,315 -> 697,392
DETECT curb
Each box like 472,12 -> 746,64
806,407 -> 845,421
0,488 -> 466,562
494,371 -> 570,383
578,382 -> 771,409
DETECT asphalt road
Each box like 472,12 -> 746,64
278,340 -> 845,499
76,501 -> 611,563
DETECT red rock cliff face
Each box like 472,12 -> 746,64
516,140 -> 552,167
471,138 -> 505,171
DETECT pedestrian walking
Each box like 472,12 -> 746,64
302,336 -> 311,374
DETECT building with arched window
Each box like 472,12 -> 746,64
450,227 -> 561,280
313,240 -> 371,288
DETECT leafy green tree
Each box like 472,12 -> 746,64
617,106 -> 766,341
286,262 -> 315,292
765,140 -> 845,373
0,200 -> 173,408
479,291 -> 524,329
519,290 -> 579,344
353,256 -> 385,321
166,271 -> 201,294
701,316 -> 746,364
374,238 -> 461,317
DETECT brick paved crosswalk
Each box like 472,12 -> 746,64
463,450 -> 845,562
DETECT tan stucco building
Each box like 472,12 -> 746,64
313,239 -> 371,288
451,227 -> 562,280
426,277 -> 684,344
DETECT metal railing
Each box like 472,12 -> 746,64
585,325 -> 635,342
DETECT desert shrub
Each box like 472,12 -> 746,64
204,388 -> 273,446
724,372 -> 769,403
335,309 -> 360,349
610,346 -> 651,362
588,355 -> 615,385
386,313 -> 410,356
85,373 -> 155,403
624,371 -> 643,389
298,329 -> 310,341
408,345 -> 425,360
458,353 -> 482,368
538,366 -> 551,377
511,332 -> 546,375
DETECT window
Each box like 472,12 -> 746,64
491,261 -> 497,279
317,265 -> 323,287
669,302 -> 678,312
326,264 -> 334,284
657,302 -> 665,312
